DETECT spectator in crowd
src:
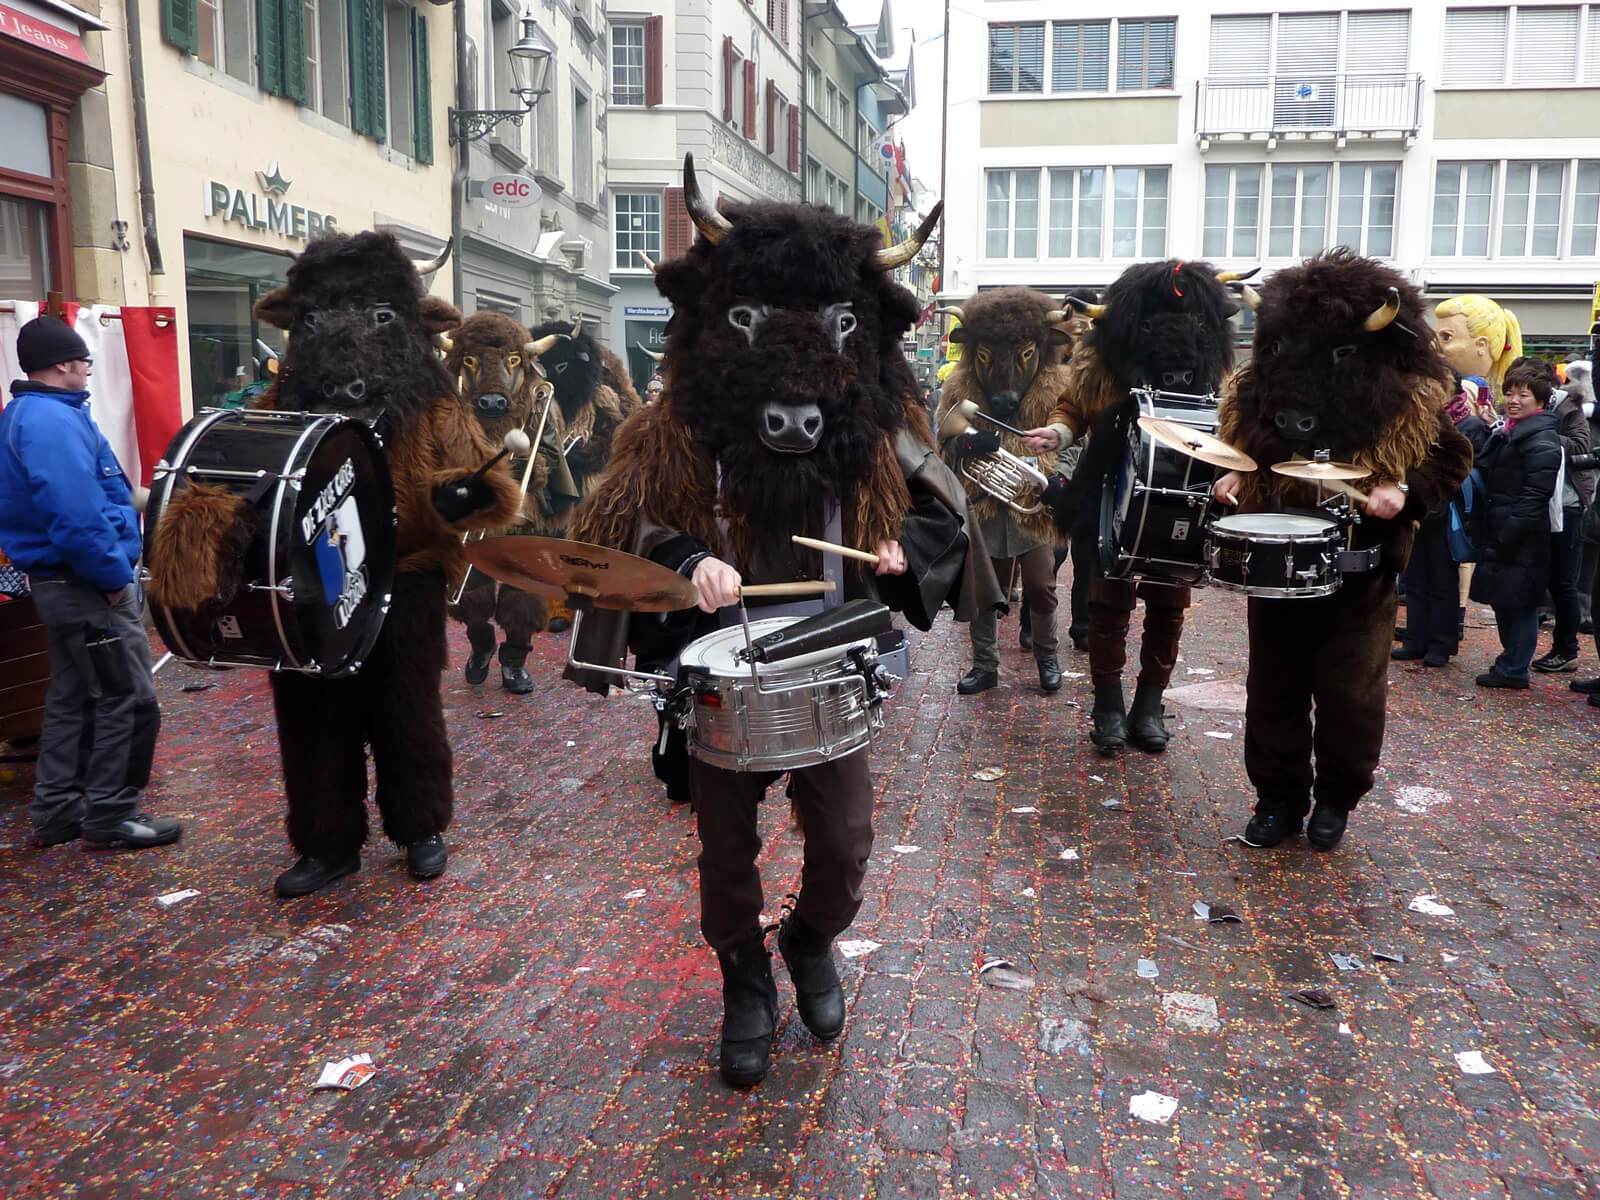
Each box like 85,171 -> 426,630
645,374 -> 665,405
1533,361 -> 1595,673
1564,358 -> 1597,636
0,316 -> 179,849
1470,360 -> 1564,690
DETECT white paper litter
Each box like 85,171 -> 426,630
156,889 -> 200,908
1161,992 -> 1220,1033
622,888 -> 647,900
1129,1090 -> 1179,1124
1010,806 -> 1038,814
565,740 -> 576,748
1192,901 -> 1211,921
1409,895 -> 1456,917
1441,952 -> 1460,964
838,939 -> 881,959
313,1054 -> 374,1091
979,959 -> 1036,990
1393,786 -> 1452,815
1020,887 -> 1036,898
890,844 -> 921,855
1089,774 -> 1105,783
1187,667 -> 1216,676
1455,1051 -> 1495,1075
1338,1023 -> 1353,1036
973,766 -> 1005,782
1136,958 -> 1160,979
1329,953 -> 1366,972
1203,730 -> 1234,740
1038,1016 -> 1091,1056
1058,848 -> 1080,861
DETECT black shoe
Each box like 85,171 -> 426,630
547,617 -> 573,634
1240,808 -> 1301,848
1037,657 -> 1062,694
464,649 -> 493,685
957,667 -> 999,695
500,664 -> 534,694
1570,676 -> 1600,694
32,820 -> 81,848
1090,683 -> 1126,755
1019,626 -> 1034,651
83,813 -> 183,850
1579,618 -> 1594,636
1476,670 -> 1529,690
1125,681 -> 1170,753
406,834 -> 448,880
1532,651 -> 1579,674
1069,630 -> 1089,653
716,939 -> 778,1088
1422,651 -> 1451,668
1390,646 -> 1425,661
777,915 -> 845,1041
275,853 -> 360,897
1589,692 -> 1600,708
1306,804 -> 1349,851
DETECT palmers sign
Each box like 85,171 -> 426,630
203,181 -> 338,242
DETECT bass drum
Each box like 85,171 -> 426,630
145,408 -> 397,676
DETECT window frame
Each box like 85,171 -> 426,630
1441,4 -> 1600,88
1428,158 -> 1600,259
613,191 -> 662,273
610,20 -> 646,107
986,164 -> 1168,261
989,17 -> 1177,96
988,21 -> 1046,95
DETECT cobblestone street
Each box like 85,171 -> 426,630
2,591 -> 1597,1199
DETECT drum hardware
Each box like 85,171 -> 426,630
935,398 -> 1049,515
450,392 -> 555,605
1136,416 -> 1257,473
246,580 -> 296,599
1205,512 -> 1346,597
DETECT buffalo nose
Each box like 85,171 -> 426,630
1162,370 -> 1194,388
989,392 -> 1021,420
321,378 -> 366,402
1274,410 -> 1319,438
759,401 -> 824,453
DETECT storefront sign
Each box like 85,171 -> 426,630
624,305 -> 670,317
203,167 -> 337,242
473,175 -> 541,208
0,2 -> 89,64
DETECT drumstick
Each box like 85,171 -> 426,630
969,408 -> 1029,439
737,581 -> 837,598
791,534 -> 880,565
1323,479 -> 1371,504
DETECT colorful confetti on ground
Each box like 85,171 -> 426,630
1,592 -> 1597,1198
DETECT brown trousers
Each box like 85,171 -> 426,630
691,751 -> 876,953
969,543 -> 1059,668
1244,570 -> 1397,816
1087,575 -> 1190,688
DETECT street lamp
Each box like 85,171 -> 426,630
448,15 -> 556,145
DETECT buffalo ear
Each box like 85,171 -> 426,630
254,287 -> 295,331
418,296 -> 463,335
947,327 -> 966,344
1048,329 -> 1069,346
652,258 -> 708,312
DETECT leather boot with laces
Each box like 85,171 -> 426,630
715,938 -> 778,1087
1090,682 -> 1126,754
777,914 -> 845,1040
1126,681 -> 1170,753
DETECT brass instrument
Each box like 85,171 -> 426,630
936,398 -> 1049,515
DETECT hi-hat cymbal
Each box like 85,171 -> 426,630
464,536 -> 699,612
1271,458 -> 1369,483
1137,417 -> 1259,472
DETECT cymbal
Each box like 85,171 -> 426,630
1137,417 -> 1259,471
1271,458 -> 1369,483
464,536 -> 700,612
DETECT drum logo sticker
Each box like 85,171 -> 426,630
304,459 -> 369,629
1170,519 -> 1191,541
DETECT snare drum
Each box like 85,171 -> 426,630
146,409 -> 397,676
1101,390 -> 1220,584
674,616 -> 894,773
1205,513 -> 1342,598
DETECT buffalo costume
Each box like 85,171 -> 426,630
146,233 -> 521,896
1218,250 -> 1472,850
936,288 -> 1070,695
442,313 -> 575,692
569,158 -> 995,1088
1043,260 -> 1241,754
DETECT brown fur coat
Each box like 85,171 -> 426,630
1048,341 -> 1130,440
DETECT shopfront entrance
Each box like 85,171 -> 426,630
183,235 -> 290,409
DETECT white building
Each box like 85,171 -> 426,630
943,0 -> 1600,341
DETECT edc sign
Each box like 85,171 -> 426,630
475,175 -> 542,208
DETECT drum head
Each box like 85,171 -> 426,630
283,420 -> 397,674
681,618 -> 872,677
1211,513 -> 1336,537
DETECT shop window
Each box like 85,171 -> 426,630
0,197 -> 52,303
0,96 -> 50,179
183,235 -> 291,408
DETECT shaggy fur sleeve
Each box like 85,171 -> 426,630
145,483 -> 255,611
566,385 -> 626,481
569,405 -> 721,553
1401,408 -> 1473,521
421,396 -> 522,535
847,433 -> 913,553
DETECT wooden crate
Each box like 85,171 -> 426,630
0,595 -> 50,742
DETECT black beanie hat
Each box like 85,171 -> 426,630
17,316 -> 90,373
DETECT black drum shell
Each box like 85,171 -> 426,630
1100,391 -> 1222,584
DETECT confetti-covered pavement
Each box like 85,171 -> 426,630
2,589 -> 1598,1199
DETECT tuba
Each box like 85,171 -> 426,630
936,399 -> 1048,515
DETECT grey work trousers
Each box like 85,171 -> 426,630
29,576 -> 160,836
969,542 -> 1059,669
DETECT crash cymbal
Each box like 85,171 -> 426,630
464,536 -> 699,612
1271,458 -> 1369,483
1137,417 -> 1259,472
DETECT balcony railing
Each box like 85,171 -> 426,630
1195,73 -> 1423,140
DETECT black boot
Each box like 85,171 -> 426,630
716,939 -> 778,1088
957,667 -> 999,695
1125,681 -> 1170,753
501,664 -> 534,694
406,834 -> 448,879
1090,683 -> 1126,754
1306,804 -> 1349,851
275,853 -> 360,898
1019,606 -> 1033,651
1241,805 -> 1301,848
464,649 -> 493,685
777,915 -> 845,1041
1037,657 -> 1063,694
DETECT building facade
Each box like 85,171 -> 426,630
944,0 -> 1600,341
802,0 -> 902,225
455,0 -> 615,337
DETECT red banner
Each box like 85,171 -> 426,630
121,308 -> 183,488
0,3 -> 90,64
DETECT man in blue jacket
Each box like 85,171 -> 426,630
0,316 -> 179,849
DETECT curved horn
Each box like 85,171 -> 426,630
1238,284 -> 1262,313
524,333 -> 562,357
635,251 -> 658,273
935,305 -> 965,322
876,202 -> 943,269
1363,286 -> 1401,332
641,347 -> 665,362
569,315 -> 584,340
1045,308 -> 1067,324
1066,295 -> 1108,319
1214,267 -> 1261,284
436,331 -> 455,353
683,153 -> 733,244
414,236 -> 453,278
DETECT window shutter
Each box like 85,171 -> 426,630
1208,15 -> 1268,80
744,61 -> 756,137
664,186 -> 691,259
370,1 -> 386,143
723,36 -> 735,121
788,106 -> 800,172
766,80 -> 776,152
347,0 -> 386,138
1514,7 -> 1579,84
780,0 -> 789,48
645,15 -> 663,105
1442,9 -> 1507,85
1345,10 -> 1408,76
281,0 -> 309,105
161,0 -> 198,55
258,0 -> 285,96
412,7 -> 432,164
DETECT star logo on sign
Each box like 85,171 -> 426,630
257,163 -> 292,196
